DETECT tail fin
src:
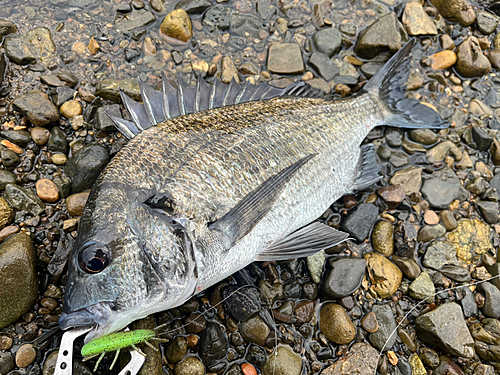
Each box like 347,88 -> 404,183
364,38 -> 448,129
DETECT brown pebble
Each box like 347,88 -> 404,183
60,100 -> 82,119
476,292 -> 485,308
186,334 -> 198,348
40,297 -> 57,310
36,179 -> 59,203
66,191 -> 90,216
424,50 -> 457,70
423,210 -> 439,225
0,335 -> 13,350
360,312 -> 379,333
1,140 -> 23,154
88,37 -> 100,55
241,363 -> 258,375
335,83 -> 350,97
0,225 -> 19,242
31,127 -> 50,145
16,344 -> 36,368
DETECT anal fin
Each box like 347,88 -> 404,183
255,222 -> 349,261
352,144 -> 382,191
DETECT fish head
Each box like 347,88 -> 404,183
59,190 -> 196,342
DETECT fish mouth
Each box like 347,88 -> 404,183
59,301 -> 114,342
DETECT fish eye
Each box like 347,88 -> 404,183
78,242 -> 110,274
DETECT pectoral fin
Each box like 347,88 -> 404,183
255,222 -> 349,261
209,154 -> 317,249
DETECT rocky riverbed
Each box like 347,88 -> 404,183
1,0 -> 500,374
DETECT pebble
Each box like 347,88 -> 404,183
174,356 -> 205,375
198,322 -> 228,366
166,336 -> 188,364
52,153 -> 68,165
309,52 -> 339,81
60,100 -> 82,119
240,315 -> 269,346
320,258 -> 366,298
424,210 -> 439,225
96,78 -> 141,103
220,56 -> 240,83
409,271 -> 435,301
417,223 -> 446,242
341,203 -> 378,241
0,233 -> 37,329
36,179 -> 59,203
392,254 -> 421,280
369,304 -> 397,351
421,178 -> 459,209
424,51 -> 457,70
402,2 -> 437,35
115,10 -> 156,32
361,312 -> 379,333
65,144 -> 110,193
267,43 -> 304,74
0,352 -> 14,374
389,166 -> 422,195
372,220 -> 394,256
306,249 -> 325,284
262,345 -> 302,375
478,282 -> 500,318
364,252 -> 402,299
376,185 -> 405,209
0,198 -> 14,230
447,218 -> 491,263
13,90 -> 60,126
241,363 -> 257,375
476,10 -> 498,34
456,36 -> 491,78
31,127 -> 50,145
160,9 -> 192,43
87,36 -> 99,55
16,344 -> 36,368
320,303 -> 356,344
0,334 -> 13,350
47,126 -> 69,154
202,5 -> 230,32
431,0 -> 475,25
322,343 -> 378,374
5,184 -> 45,216
312,27 -> 342,58
415,302 -> 474,358
1,149 -> 19,169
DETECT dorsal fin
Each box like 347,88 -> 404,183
109,74 -> 317,140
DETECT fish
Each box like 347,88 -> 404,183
59,39 -> 448,342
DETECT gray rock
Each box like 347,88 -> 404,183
256,0 -> 276,21
0,233 -> 38,329
417,224 -> 446,242
478,282 -> 500,318
360,62 -> 383,79
13,90 -> 60,126
308,52 -> 338,81
431,0 -> 475,25
408,129 -> 438,145
0,170 -> 16,190
459,286 -> 478,318
114,10 -> 155,31
312,27 -> 342,58
240,315 -> 269,346
65,144 -> 110,193
477,11 -> 498,34
440,264 -> 472,282
1,149 -> 19,169
487,263 -> 500,292
320,258 -> 366,298
306,250 -> 325,284
421,178 -> 459,209
174,357 -> 205,375
52,87 -> 75,107
392,254 -> 421,280
415,302 -> 475,358
96,105 -> 121,132
385,128 -> 403,147
198,322 -> 228,366
202,5 -> 230,32
47,126 -> 69,154
3,36 -> 35,65
40,73 -> 78,88
354,12 -> 407,59
5,184 -> 45,216
478,201 -> 499,224
320,343 -> 378,374
341,203 -> 379,242
222,285 -> 260,321
456,36 -> 491,78
174,0 -> 212,14
230,13 -> 262,38
262,345 -> 302,375
409,271 -> 435,301
0,352 -> 15,374
394,221 -> 419,258
369,304 -> 397,351
0,130 -> 31,146
96,79 -> 141,103
423,239 -> 460,270
267,43 -> 304,75
53,173 -> 71,198
0,19 -> 17,41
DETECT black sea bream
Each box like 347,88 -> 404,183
59,39 -> 448,341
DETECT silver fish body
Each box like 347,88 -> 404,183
59,40 -> 447,341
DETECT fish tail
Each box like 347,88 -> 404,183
364,38 -> 448,129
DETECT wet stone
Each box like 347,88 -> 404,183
0,170 -> 15,191
447,218 -> 491,263
16,344 -> 36,368
354,12 -> 406,59
440,264 -> 471,282
312,27 -> 342,58
478,201 -> 499,224
423,239 -> 459,270
262,345 -> 302,375
166,336 -> 188,364
175,0 -> 212,14
0,130 -> 30,146
377,185 -> 405,209
31,127 -> 50,145
220,56 -> 239,84
392,254 -> 421,279
415,302 -> 474,358
0,233 -> 37,329
40,73 -> 78,88
431,0 -> 475,25
198,322 -> 227,366
476,10 -> 498,34
0,198 -> 13,230
240,315 -> 269,346
459,286 -> 478,318
174,357 -> 204,375
369,304 -> 397,351
306,249 -> 325,283
409,271 -> 435,301
341,203 -> 378,241
320,303 -> 355,344
394,221 -> 418,258
3,36 -> 36,65
160,9 -> 192,43
419,347 -> 439,368
409,129 -> 438,145
478,282 -> 500,318
202,5 -> 230,32
96,104 -> 121,132
13,90 -> 60,126
115,10 -> 155,32
417,224 -> 446,243
5,184 -> 45,216
48,126 -> 69,154
364,252 -> 402,299
456,37 -> 491,78
36,179 -> 59,203
439,210 -> 458,230
0,335 -> 13,350
222,285 -> 260,321
360,312 -> 379,333
65,143 -> 110,193
267,43 -> 304,75
389,166 -> 422,195
402,2 -> 437,35
0,352 -> 14,374
0,19 -> 17,41
308,52 -> 338,81
230,13 -> 262,38
295,301 -> 314,323
60,100 -> 82,119
372,220 -> 394,256
320,258 -> 366,299
421,178 -> 459,209
96,78 -> 141,103
1,149 -> 19,169
321,343 -> 378,374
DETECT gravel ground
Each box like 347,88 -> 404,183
1,0 -> 500,374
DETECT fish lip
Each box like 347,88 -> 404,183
59,310 -> 97,331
